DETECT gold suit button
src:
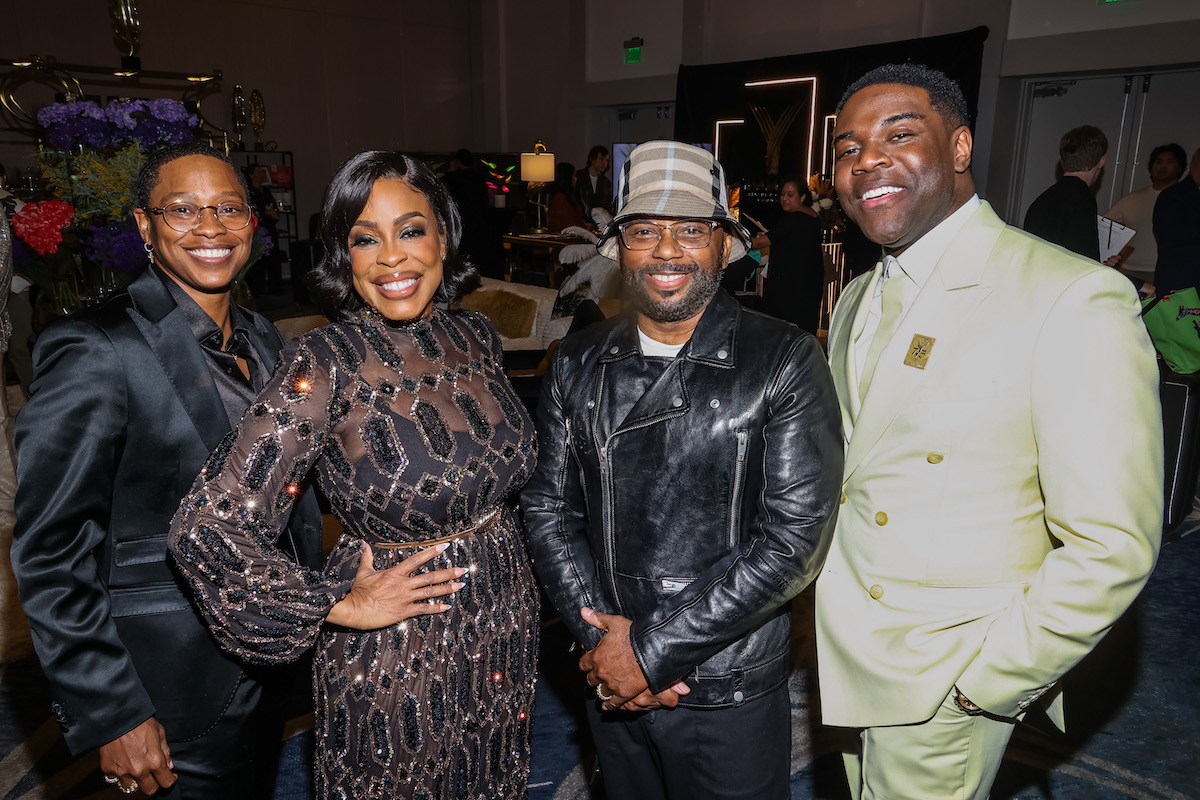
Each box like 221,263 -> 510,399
927,452 -> 944,464
869,584 -> 884,600
840,492 -> 847,504
875,511 -> 888,525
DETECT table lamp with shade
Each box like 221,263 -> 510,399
520,139 -> 555,233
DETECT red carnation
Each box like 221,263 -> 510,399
12,199 -> 76,256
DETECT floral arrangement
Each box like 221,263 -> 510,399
84,219 -> 149,274
808,173 -> 843,233
10,97 -> 201,313
11,199 -> 75,256
36,98 -> 198,151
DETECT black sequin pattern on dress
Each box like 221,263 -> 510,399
169,309 -> 538,799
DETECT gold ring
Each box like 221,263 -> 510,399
596,684 -> 613,702
119,779 -> 138,794
103,774 -> 120,785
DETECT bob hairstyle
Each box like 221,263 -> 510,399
308,151 -> 479,320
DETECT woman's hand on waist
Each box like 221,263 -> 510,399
325,542 -> 466,629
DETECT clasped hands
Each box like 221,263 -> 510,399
579,607 -> 690,712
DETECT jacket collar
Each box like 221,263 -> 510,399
598,289 -> 740,368
125,267 -> 254,452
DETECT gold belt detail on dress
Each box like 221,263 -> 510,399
372,507 -> 502,549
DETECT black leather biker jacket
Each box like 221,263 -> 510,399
521,290 -> 843,707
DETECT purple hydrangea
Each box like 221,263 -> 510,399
37,101 -> 111,150
146,98 -> 191,123
85,219 -> 148,273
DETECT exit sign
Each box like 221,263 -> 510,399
624,37 -> 643,64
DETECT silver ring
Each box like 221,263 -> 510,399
103,774 -> 120,785
119,779 -> 138,794
596,684 -> 613,702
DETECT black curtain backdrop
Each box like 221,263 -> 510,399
673,26 -> 990,187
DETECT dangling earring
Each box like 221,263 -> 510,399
144,242 -> 155,266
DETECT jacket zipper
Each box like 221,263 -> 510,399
593,364 -> 624,615
729,429 -> 749,548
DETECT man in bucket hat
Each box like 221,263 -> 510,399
522,140 -> 843,798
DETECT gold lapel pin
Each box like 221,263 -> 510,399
904,335 -> 935,369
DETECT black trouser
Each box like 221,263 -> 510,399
586,682 -> 791,800
156,674 -> 280,799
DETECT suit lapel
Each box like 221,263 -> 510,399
843,203 -> 1005,482
828,266 -> 880,440
613,357 -> 688,434
127,269 -> 233,453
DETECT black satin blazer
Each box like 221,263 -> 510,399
12,267 -> 322,754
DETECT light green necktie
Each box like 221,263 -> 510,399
859,258 -> 909,401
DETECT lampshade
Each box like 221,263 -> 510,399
520,140 -> 555,183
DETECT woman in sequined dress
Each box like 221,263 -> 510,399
169,152 -> 539,799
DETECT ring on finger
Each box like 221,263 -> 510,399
596,683 -> 613,702
118,779 -> 139,794
103,774 -> 120,785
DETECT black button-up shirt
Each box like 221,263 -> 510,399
158,270 -> 270,425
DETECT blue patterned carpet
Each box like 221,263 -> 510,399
1,534 -> 1196,798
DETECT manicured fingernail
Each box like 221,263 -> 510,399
436,543 -> 450,552
455,567 -> 468,577
452,582 -> 465,590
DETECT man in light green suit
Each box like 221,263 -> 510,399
816,63 -> 1164,800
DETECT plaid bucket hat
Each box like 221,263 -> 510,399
596,140 -> 753,261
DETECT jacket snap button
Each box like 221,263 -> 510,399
587,400 -> 595,409
717,349 -> 729,359
869,584 -> 884,600
927,452 -> 944,464
610,346 -> 619,354
672,397 -> 683,408
732,690 -> 744,702
710,399 -> 720,408
875,511 -> 888,525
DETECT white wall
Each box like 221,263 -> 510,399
1008,0 -> 1200,40
585,0 -> 684,82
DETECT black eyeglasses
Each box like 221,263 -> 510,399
618,219 -> 720,251
147,201 -> 253,233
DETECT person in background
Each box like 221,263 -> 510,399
1024,126 -> 1152,294
11,142 -> 324,798
576,145 -> 613,217
1106,143 -> 1186,288
751,178 -> 826,333
442,148 -> 492,274
820,63 -> 1162,800
1024,125 -> 1109,261
1153,146 -> 1200,295
523,140 -> 841,800
548,161 -> 589,232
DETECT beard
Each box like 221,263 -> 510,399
620,251 -> 726,323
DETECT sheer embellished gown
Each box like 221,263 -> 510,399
169,308 -> 539,799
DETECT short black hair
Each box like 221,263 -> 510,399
308,151 -> 479,321
587,145 -> 610,163
1059,126 -> 1108,172
136,141 -> 250,210
837,63 -> 970,131
1149,143 -> 1187,174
